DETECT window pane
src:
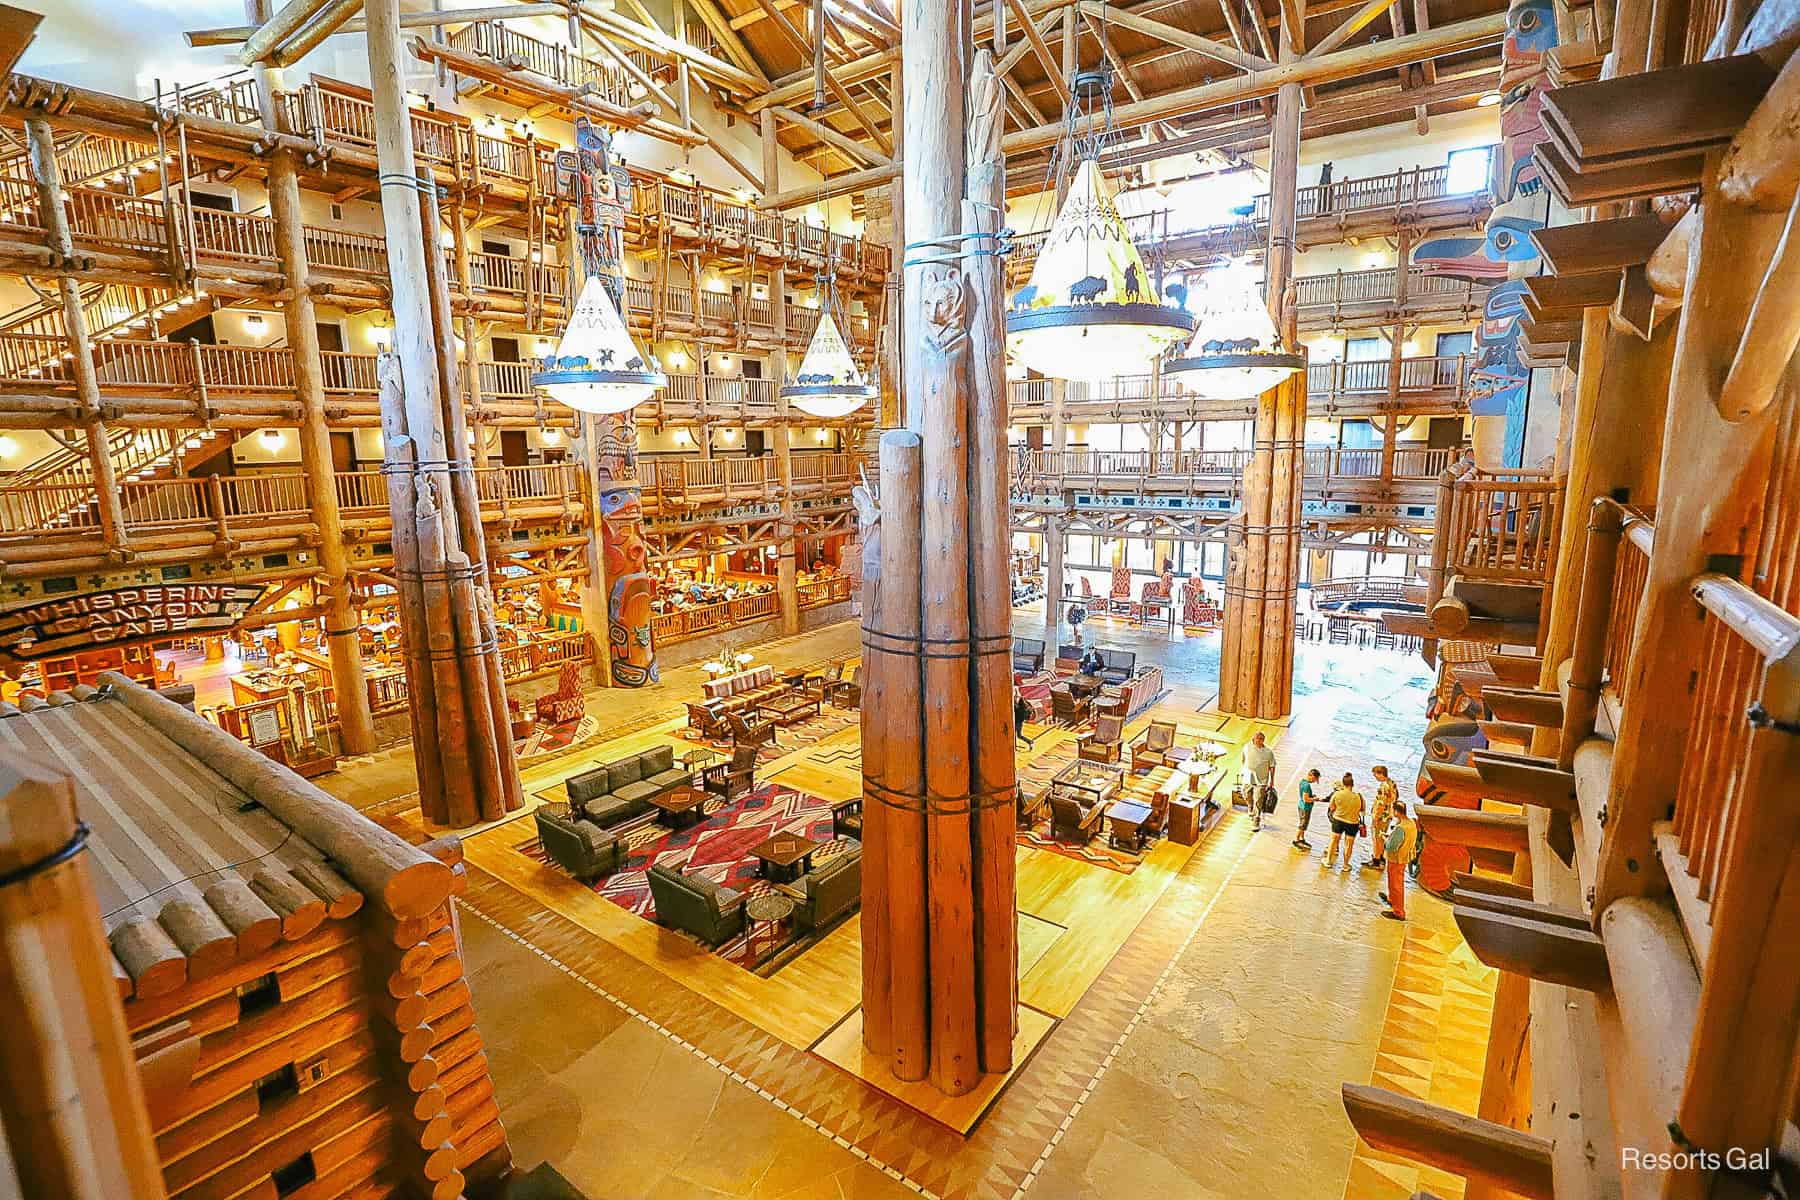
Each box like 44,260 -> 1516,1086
1446,146 -> 1494,194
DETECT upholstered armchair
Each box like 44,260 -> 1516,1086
535,661 -> 585,725
1049,793 -> 1104,842
703,743 -> 759,804
1077,714 -> 1125,765
534,807 -> 623,883
1050,682 -> 1086,726
727,709 -> 777,750
1132,720 -> 1178,771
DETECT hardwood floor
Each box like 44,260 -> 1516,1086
455,692 -> 1293,1078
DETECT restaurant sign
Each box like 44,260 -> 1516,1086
0,583 -> 268,661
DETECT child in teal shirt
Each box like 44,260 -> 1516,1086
1292,768 -> 1321,850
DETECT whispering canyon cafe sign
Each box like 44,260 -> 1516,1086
0,582 -> 268,661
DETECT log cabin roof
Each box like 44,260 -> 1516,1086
0,687 -> 364,999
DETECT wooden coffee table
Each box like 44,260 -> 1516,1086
649,786 -> 709,829
759,691 -> 821,725
750,832 -> 820,882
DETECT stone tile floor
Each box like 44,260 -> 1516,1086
380,604 -> 1484,1199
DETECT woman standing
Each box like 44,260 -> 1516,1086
1323,772 -> 1364,871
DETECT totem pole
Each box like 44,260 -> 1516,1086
1412,0 -> 1559,467
572,118 -> 658,686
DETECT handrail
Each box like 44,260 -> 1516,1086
1013,446 -> 1454,484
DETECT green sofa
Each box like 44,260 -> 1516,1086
777,846 -> 862,933
534,807 -> 624,882
565,745 -> 694,828
647,863 -> 745,946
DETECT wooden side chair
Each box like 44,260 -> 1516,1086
703,743 -> 759,804
727,709 -> 777,750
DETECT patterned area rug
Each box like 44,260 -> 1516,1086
1018,821 -> 1145,874
515,782 -> 857,969
514,715 -> 600,760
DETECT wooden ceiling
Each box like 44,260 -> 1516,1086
721,0 -> 1509,189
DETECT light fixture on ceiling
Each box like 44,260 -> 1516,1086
781,266 -> 876,418
531,276 -> 666,414
1006,67 -> 1194,381
1163,258 -> 1304,399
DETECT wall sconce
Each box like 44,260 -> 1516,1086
535,339 -> 552,355
666,348 -> 688,369
1363,252 -> 1385,269
515,116 -> 535,138
0,434 -> 15,458
541,428 -> 563,446
244,313 -> 265,333
260,429 -> 286,450
718,354 -> 732,369
673,428 -> 693,446
368,324 -> 392,348
814,428 -> 829,443
719,428 -> 737,443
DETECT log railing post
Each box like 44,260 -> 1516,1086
1598,176 -> 1788,914
26,119 -> 127,554
1556,497 -> 1624,771
268,145 -> 377,755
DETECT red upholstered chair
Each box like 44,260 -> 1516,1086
536,662 -> 585,725
1079,575 -> 1103,615
1108,564 -> 1134,619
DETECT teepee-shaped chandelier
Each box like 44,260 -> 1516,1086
782,268 -> 876,417
532,275 -> 668,414
1164,258 -> 1304,398
1006,66 -> 1193,382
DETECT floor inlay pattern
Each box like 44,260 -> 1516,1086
457,819 -> 1257,1199
1342,924 -> 1501,1200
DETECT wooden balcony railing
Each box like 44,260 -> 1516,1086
1006,356 -> 1472,419
1008,162 -> 1489,279
797,574 -> 852,608
1440,469 -> 1561,582
1014,446 -> 1454,487
651,590 -> 780,644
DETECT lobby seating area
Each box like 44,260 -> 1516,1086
566,745 -> 696,828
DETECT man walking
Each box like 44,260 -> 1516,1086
1324,772 -> 1364,871
1292,767 -> 1322,850
1364,765 -> 1398,871
1243,731 -> 1276,832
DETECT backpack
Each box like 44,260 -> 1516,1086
1259,785 -> 1277,814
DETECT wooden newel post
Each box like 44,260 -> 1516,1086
0,757 -> 168,1200
859,10 -> 1016,1097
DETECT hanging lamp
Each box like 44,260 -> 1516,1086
532,274 -> 668,414
782,266 -> 877,417
1006,65 -> 1193,382
1163,257 -> 1304,399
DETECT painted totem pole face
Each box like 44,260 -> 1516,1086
1410,0 -> 1558,466
598,483 -> 657,688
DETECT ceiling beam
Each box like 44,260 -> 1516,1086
1305,0 -> 1402,58
770,103 -> 892,165
187,3 -> 566,46
823,71 -> 895,156
1009,0 -> 1074,103
1078,2 -> 1273,73
1001,10 -> 1506,154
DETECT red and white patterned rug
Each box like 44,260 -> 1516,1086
517,782 -> 855,930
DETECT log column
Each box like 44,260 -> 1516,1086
268,148 -> 376,755
862,16 -> 1016,1098
771,263 -> 801,636
1045,374 -> 1068,642
1219,37 -> 1305,720
25,120 -> 126,553
364,0 -> 520,825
